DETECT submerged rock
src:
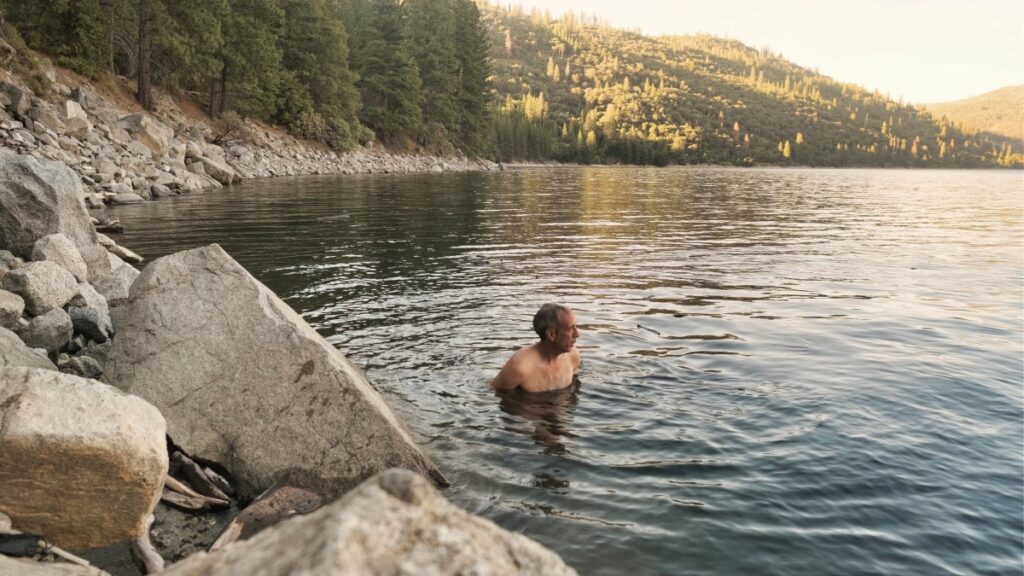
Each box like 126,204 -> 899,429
0,367 -> 167,550
161,469 -> 577,576
104,244 -> 437,499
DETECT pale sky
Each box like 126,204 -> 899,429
501,0 -> 1024,103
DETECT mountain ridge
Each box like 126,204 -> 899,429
483,3 -> 1021,168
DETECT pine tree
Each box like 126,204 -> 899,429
278,0 -> 361,148
452,0 -> 492,155
405,0 -> 459,148
211,0 -> 284,120
353,0 -> 422,146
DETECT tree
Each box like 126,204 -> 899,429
405,0 -> 459,149
352,0 -> 422,146
452,0 -> 493,155
278,0 -> 361,148
210,0 -> 284,120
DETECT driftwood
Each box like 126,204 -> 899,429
161,475 -> 230,512
171,452 -> 231,501
209,484 -> 322,552
94,218 -> 125,233
130,514 -> 164,575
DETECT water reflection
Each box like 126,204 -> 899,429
497,378 -> 582,457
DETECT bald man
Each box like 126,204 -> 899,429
491,303 -> 581,393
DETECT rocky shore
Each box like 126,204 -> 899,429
0,148 -> 573,575
0,46 -> 572,576
0,52 -> 498,214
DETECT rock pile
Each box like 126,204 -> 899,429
0,76 -> 498,215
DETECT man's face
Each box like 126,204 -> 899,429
548,309 -> 579,352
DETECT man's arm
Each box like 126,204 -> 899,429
491,357 -> 525,390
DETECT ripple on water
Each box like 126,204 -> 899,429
107,167 -> 1024,576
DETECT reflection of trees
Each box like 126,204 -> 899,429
497,377 -> 581,457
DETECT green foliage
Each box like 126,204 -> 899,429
350,0 -> 423,147
452,0 -> 494,156
6,0 -> 111,78
210,110 -> 252,144
218,0 -> 284,119
278,0 -> 361,149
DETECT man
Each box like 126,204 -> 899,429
491,303 -> 581,392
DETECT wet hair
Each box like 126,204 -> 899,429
533,303 -> 569,341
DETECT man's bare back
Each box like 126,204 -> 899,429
492,304 -> 581,393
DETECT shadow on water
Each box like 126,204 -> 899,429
496,377 -> 582,458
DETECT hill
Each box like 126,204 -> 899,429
482,3 -> 1021,168
921,86 -> 1023,143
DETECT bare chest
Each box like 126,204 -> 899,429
521,356 -> 575,392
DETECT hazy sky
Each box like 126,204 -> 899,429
502,0 -> 1024,103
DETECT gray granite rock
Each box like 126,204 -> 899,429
17,307 -> 72,354
0,289 -> 24,329
68,282 -> 112,338
31,233 -> 88,282
0,150 -> 98,259
161,469 -> 577,576
105,244 -> 437,499
91,261 -> 139,307
58,353 -> 103,379
67,305 -> 109,344
80,243 -> 113,282
110,192 -> 145,205
0,367 -> 167,550
2,260 -> 78,315
118,113 -> 173,156
0,327 -> 55,370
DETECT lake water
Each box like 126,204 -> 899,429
108,167 -> 1023,576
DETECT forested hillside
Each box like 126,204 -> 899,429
922,86 -> 1023,143
1,1 -> 1018,168
0,0 -> 492,155
483,3 -> 1021,168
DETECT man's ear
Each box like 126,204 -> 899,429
545,327 -> 555,341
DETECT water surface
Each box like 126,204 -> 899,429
109,167 -> 1024,576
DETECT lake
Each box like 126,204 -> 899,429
108,166 -> 1023,576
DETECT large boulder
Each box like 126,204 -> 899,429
0,150 -> 98,259
2,261 -> 78,315
117,114 -> 173,156
161,469 -> 577,576
104,245 -> 437,499
31,233 -> 88,282
17,307 -> 72,355
0,367 -> 167,549
198,156 -> 239,185
0,327 -> 55,370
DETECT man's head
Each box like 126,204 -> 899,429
533,303 -> 578,352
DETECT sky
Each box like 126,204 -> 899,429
500,0 -> 1024,104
